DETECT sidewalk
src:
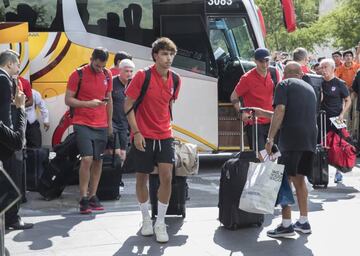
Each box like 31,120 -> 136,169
4,164 -> 360,256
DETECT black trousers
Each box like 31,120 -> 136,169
2,151 -> 24,225
245,123 -> 270,151
26,121 -> 42,148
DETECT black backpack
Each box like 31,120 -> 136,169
126,68 -> 180,120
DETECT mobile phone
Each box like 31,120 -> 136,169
102,98 -> 109,102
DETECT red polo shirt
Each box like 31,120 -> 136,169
110,67 -> 120,76
18,76 -> 32,101
235,68 -> 276,124
125,65 -> 181,139
67,64 -> 112,128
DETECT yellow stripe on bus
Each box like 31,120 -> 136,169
0,23 -> 28,43
172,125 -> 217,150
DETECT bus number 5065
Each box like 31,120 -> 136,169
207,0 -> 233,6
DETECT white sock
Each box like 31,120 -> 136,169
299,216 -> 308,224
282,219 -> 292,228
155,201 -> 168,225
139,201 -> 151,221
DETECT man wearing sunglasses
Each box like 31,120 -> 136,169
231,48 -> 280,151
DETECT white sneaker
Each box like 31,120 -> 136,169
141,219 -> 153,236
154,222 -> 169,243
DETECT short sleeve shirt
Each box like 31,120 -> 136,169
110,67 -> 120,76
234,68 -> 276,124
335,62 -> 360,87
321,77 -> 349,118
112,76 -> 128,132
125,65 -> 181,140
18,76 -> 32,101
274,78 -> 317,152
67,64 -> 112,128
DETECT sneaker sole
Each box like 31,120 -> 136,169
141,231 -> 154,236
267,231 -> 296,238
90,207 -> 105,211
294,228 -> 312,234
80,210 -> 92,214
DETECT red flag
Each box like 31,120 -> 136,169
256,6 -> 267,37
280,0 -> 296,32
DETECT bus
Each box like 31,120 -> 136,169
0,0 -> 267,152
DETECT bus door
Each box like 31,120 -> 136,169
158,12 -> 220,152
206,3 -> 259,150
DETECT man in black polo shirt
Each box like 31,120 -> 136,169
110,59 -> 135,189
253,62 -> 317,238
320,58 -> 351,183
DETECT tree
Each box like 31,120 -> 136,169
256,0 -> 360,52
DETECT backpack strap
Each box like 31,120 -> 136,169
269,66 -> 278,87
69,68 -> 83,118
125,68 -> 151,116
169,71 -> 180,121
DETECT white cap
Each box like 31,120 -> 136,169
119,59 -> 135,69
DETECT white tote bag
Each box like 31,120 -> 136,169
239,161 -> 284,214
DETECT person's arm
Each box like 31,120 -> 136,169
0,85 -> 26,151
65,71 -> 105,108
339,96 -> 351,122
106,91 -> 113,135
124,96 -> 145,151
265,105 -> 285,155
34,92 -> 50,131
230,78 -> 251,121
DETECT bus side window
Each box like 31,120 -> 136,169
160,15 -> 216,77
2,1 -> 62,32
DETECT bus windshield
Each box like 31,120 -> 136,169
209,16 -> 255,61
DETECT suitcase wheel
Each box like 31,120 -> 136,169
182,211 -> 186,218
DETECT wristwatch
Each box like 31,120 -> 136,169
266,137 -> 274,143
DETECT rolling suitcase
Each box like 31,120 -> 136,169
218,108 -> 264,229
97,134 -> 122,200
25,147 -> 50,191
149,171 -> 187,219
308,110 -> 329,188
38,157 -> 73,200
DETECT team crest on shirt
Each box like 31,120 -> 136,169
331,86 -> 336,91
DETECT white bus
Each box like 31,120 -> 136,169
0,0 -> 266,151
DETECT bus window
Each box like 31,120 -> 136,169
160,15 -> 215,77
229,17 -> 256,61
82,0 -> 154,46
209,30 -> 230,61
0,0 -> 61,31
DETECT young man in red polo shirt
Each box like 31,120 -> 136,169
230,47 -> 280,151
65,47 -> 113,214
124,37 -> 181,243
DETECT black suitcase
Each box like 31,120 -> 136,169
149,172 -> 187,219
97,154 -> 122,200
218,109 -> 264,229
308,111 -> 329,188
97,134 -> 122,200
38,158 -> 72,200
25,147 -> 50,191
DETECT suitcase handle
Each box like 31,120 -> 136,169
319,110 -> 327,147
239,108 -> 258,156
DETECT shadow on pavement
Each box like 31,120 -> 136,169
113,217 -> 187,256
213,224 -> 313,256
11,214 -> 95,250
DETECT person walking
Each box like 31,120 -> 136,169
124,37 -> 181,243
65,47 -> 113,214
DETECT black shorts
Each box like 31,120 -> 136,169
107,130 -> 128,150
74,125 -> 107,160
278,151 -> 314,177
130,138 -> 175,174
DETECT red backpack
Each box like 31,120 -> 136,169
326,129 -> 357,173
